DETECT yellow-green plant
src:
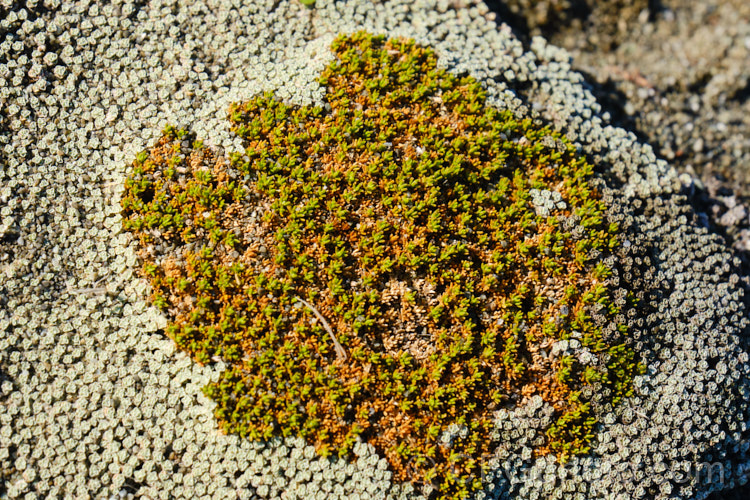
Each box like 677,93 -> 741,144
121,32 -> 644,499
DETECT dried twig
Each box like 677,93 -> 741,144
295,296 -> 347,361
67,277 -> 109,296
67,286 -> 108,296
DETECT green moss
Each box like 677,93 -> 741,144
121,32 -> 643,499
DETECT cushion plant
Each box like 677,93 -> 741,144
121,32 -> 642,499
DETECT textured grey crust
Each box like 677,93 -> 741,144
1,0 -> 749,499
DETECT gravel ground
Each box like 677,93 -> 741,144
2,1 -> 750,499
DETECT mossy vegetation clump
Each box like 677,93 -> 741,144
121,32 -> 643,499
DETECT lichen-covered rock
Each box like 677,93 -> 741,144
1,1 -> 749,499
